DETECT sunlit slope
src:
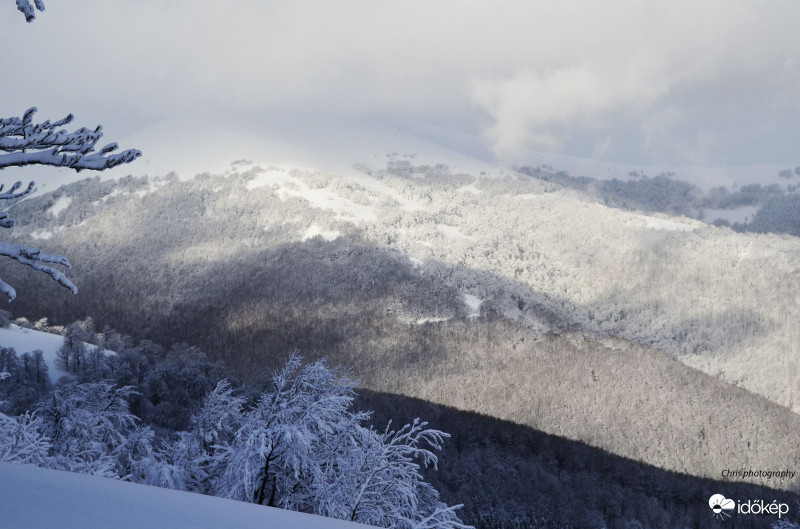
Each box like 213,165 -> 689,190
25,161 -> 798,408
4,160 -> 800,489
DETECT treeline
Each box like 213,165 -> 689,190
3,316 -> 798,528
516,164 -> 800,237
0,324 -> 468,528
516,166 -> 702,217
729,193 -> 800,237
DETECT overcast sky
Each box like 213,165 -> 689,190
4,1 -> 800,168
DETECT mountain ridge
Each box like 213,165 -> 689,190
3,164 -> 798,483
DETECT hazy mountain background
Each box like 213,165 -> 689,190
3,124 -> 800,526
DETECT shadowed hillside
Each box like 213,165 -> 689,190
4,166 -> 800,527
358,389 -> 800,529
2,171 -> 799,483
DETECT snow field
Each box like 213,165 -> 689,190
0,462 -> 375,529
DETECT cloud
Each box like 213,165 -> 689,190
469,1 -> 800,164
471,62 -> 668,159
3,1 -> 800,166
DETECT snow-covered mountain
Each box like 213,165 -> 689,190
5,119 -> 800,528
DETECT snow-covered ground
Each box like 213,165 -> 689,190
0,462 -> 374,529
462,294 -> 482,318
436,224 -> 471,241
641,216 -> 699,232
45,196 -> 72,217
0,324 -> 69,383
302,224 -> 341,242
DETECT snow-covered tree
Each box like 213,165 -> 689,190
0,347 -> 49,415
0,411 -> 49,465
56,325 -> 88,373
190,380 -> 245,454
190,355 -> 469,529
0,107 -> 140,301
20,350 -> 48,387
144,431 -> 203,491
313,419 -> 468,529
145,380 -> 244,494
0,109 -> 139,298
35,382 -> 139,477
216,355 -> 357,506
115,425 -> 156,482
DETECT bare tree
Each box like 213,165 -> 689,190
0,107 -> 140,301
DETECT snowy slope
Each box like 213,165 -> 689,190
0,324 -> 70,382
0,324 -> 109,384
0,462 -> 375,529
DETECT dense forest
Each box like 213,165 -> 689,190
2,161 -> 800,527
516,164 -> 800,236
0,324 -> 467,528
1,316 -> 797,529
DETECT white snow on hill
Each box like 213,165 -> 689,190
0,325 -> 70,383
462,294 -> 482,318
45,196 -> 72,217
0,325 -> 109,384
0,462 -> 375,529
641,215 -> 699,232
303,224 -> 341,242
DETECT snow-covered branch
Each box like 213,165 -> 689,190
16,0 -> 44,22
0,243 -> 76,302
0,107 -> 140,301
0,108 -> 141,172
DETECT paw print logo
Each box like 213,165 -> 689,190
709,494 -> 735,520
